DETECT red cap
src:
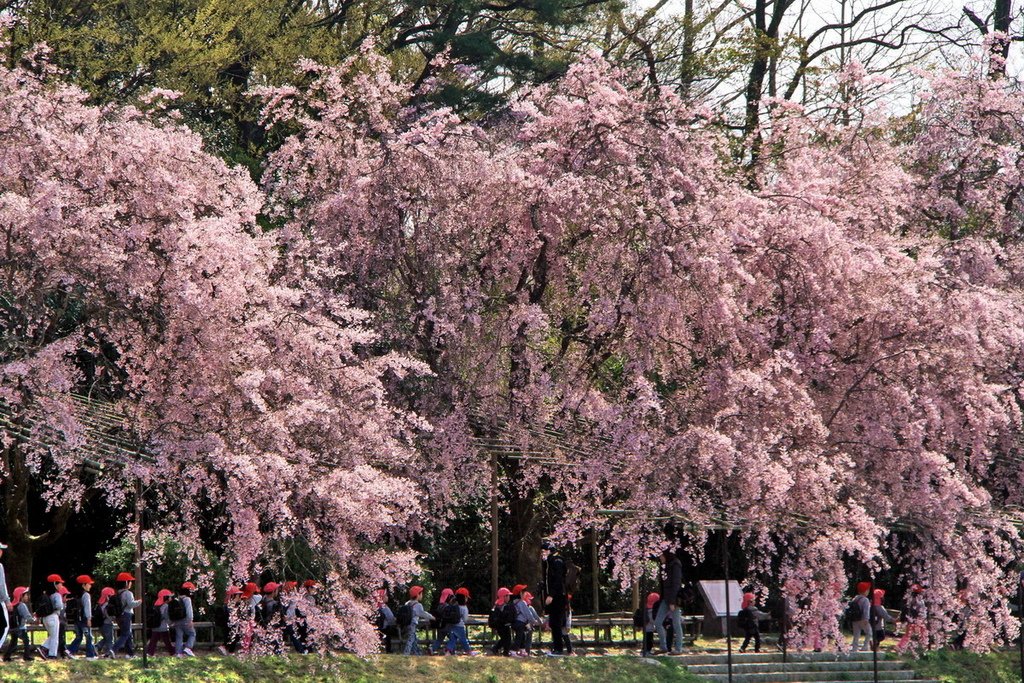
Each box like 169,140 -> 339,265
155,589 -> 174,606
856,582 -> 871,594
242,582 -> 259,597
646,592 -> 660,609
181,582 -> 197,591
455,587 -> 470,598
57,585 -> 70,596
12,587 -> 28,603
100,587 -> 115,598
226,586 -> 243,597
76,575 -> 94,585
263,582 -> 280,594
284,581 -> 298,591
303,580 -> 317,588
742,592 -> 755,609
46,574 -> 64,584
911,584 -> 925,593
409,586 -> 424,599
511,584 -> 528,595
116,572 -> 135,582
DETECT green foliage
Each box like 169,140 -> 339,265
913,649 -> 1021,683
94,534 -> 227,615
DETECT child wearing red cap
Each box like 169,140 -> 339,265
849,582 -> 873,652
2,587 -> 34,661
429,588 -> 454,654
445,588 -> 475,655
216,586 -> 244,655
737,592 -> 769,653
897,585 -> 928,653
172,582 -> 197,657
96,587 -> 116,658
112,571 -> 142,658
509,585 -> 530,656
487,587 -> 512,656
67,575 -> 97,659
38,575 -> 64,659
521,592 -> 542,655
399,586 -> 434,655
373,589 -> 397,653
147,590 -> 175,656
870,589 -> 895,650
640,592 -> 660,657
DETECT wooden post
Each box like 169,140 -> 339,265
591,529 -> 600,615
490,450 -> 499,602
135,478 -> 148,669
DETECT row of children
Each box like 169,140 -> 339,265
374,584 -> 566,658
2,572 -> 144,661
214,580 -> 317,656
846,582 -> 928,652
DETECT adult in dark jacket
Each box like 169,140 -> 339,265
655,550 -> 684,654
540,541 -> 570,655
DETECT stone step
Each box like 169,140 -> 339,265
675,651 -> 889,665
698,670 -> 919,683
687,661 -> 910,675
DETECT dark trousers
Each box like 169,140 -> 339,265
490,624 -> 511,655
113,613 -> 134,655
740,625 -> 760,652
58,621 -> 68,656
511,621 -> 527,650
547,595 -> 570,653
146,630 -> 174,656
642,631 -> 655,654
3,630 -> 31,661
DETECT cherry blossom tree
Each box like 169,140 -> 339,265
264,50 -> 1024,649
0,55 -> 430,651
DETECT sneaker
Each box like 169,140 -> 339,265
183,648 -> 195,657
545,651 -> 566,657
86,656 -> 98,661
216,646 -> 229,656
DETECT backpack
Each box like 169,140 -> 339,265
106,593 -> 122,619
64,596 -> 81,623
440,603 -> 461,627
632,607 -> 644,629
93,601 -> 106,623
487,605 -> 504,629
737,607 -> 753,629
167,597 -> 187,622
564,560 -> 580,594
148,606 -> 164,629
35,596 -> 54,618
395,602 -> 414,628
501,599 -> 519,624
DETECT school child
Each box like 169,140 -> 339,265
640,592 -> 660,656
146,590 -> 175,656
850,582 -> 873,652
3,587 -> 34,661
430,588 -> 454,654
563,595 -> 574,655
56,584 -> 72,658
280,581 -> 307,654
241,582 -> 261,653
172,582 -> 197,657
738,592 -> 769,653
870,589 -> 896,650
112,571 -> 142,657
96,587 -> 117,657
487,587 -> 512,656
374,589 -> 397,653
397,586 -> 434,655
521,591 -> 542,655
897,585 -> 927,653
216,585 -> 243,655
67,575 -> 97,659
509,584 -> 530,656
445,588 -> 476,655
255,582 -> 283,654
38,575 -> 64,659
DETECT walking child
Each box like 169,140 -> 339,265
640,592 -> 660,656
39,575 -> 64,659
398,586 -> 434,655
487,587 -> 512,656
111,571 -> 142,657
849,582 -> 873,652
737,592 -> 769,653
2,588 -> 34,661
172,582 -> 197,656
67,575 -> 97,659
96,587 -> 116,657
146,589 -> 175,656
870,589 -> 895,650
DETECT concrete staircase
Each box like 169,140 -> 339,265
677,651 -> 938,683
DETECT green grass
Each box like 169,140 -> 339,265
912,649 -> 1021,683
0,654 -> 702,683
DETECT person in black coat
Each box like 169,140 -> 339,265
654,550 -> 684,654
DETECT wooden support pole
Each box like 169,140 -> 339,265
490,451 -> 499,602
591,528 -> 600,615
135,478 -> 148,669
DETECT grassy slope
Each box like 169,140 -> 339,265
912,650 -> 1021,683
0,655 -> 700,683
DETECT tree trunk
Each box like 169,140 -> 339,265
3,541 -> 33,589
